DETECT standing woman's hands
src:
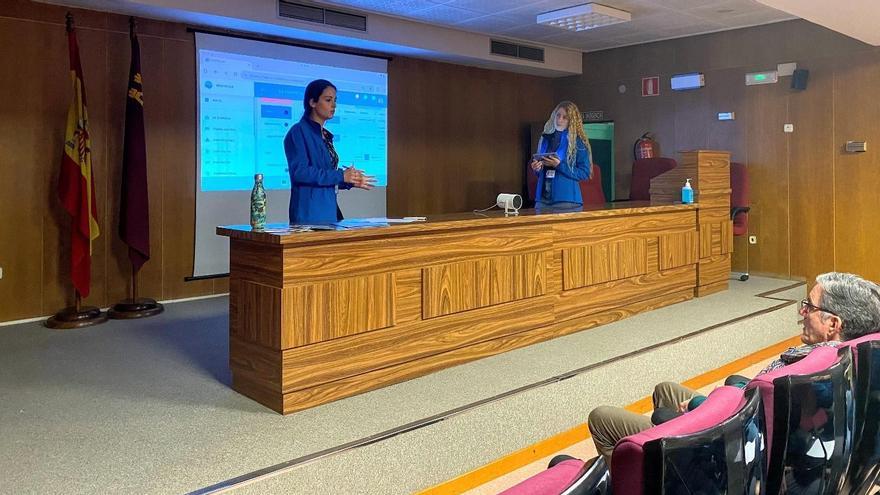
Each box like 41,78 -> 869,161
343,165 -> 377,190
529,159 -> 543,172
542,155 -> 561,169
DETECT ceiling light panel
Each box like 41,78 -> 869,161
537,3 -> 632,32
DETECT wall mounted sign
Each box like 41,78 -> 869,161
642,76 -> 660,97
582,110 -> 605,121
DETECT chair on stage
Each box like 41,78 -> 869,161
746,346 -> 855,495
730,162 -> 750,281
580,164 -> 606,206
621,157 -> 678,202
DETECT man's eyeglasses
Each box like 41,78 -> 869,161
799,299 -> 838,317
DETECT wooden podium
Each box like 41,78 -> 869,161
218,188 -> 731,414
650,150 -> 732,296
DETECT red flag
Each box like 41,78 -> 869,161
58,19 -> 99,298
119,22 -> 150,271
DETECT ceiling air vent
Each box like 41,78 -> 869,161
490,39 -> 544,62
279,0 -> 367,32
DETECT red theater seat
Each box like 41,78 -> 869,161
628,157 -> 677,201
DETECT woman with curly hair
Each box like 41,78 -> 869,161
528,101 -> 593,208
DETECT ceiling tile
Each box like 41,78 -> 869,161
322,0 -> 446,15
454,14 -> 523,35
320,0 -> 800,52
407,4 -> 486,23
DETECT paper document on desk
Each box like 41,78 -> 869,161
352,217 -> 427,224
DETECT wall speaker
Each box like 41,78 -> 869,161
791,69 -> 809,90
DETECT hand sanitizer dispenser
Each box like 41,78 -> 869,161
681,178 -> 694,204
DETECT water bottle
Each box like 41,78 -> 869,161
681,178 -> 694,204
250,173 -> 267,230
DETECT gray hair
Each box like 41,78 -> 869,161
816,272 -> 880,340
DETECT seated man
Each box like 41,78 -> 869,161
588,272 -> 880,465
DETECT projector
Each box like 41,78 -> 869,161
496,193 -> 522,216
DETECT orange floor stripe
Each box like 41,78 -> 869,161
413,424 -> 588,495
680,334 -> 801,391
417,334 -> 803,495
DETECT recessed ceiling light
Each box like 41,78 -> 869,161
537,3 -> 631,32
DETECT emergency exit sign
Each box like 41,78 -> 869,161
642,76 -> 660,97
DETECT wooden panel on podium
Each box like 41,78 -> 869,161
394,269 -> 422,325
650,150 -> 732,296
563,238 -> 648,290
422,252 -> 547,319
218,202 -> 716,414
659,231 -> 698,271
284,273 -> 394,348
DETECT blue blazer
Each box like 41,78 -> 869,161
283,117 -> 350,224
534,132 -> 591,205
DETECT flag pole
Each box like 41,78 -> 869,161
109,16 -> 163,320
47,12 -> 107,330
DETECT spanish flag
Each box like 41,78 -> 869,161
58,18 -> 99,298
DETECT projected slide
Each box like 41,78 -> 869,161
198,51 -> 388,191
193,33 -> 388,278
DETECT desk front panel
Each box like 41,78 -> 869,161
227,207 -> 710,413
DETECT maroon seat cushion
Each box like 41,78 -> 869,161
630,157 -> 677,201
498,459 -> 586,495
580,163 -> 605,205
611,385 -> 746,495
839,332 -> 880,350
730,162 -> 749,235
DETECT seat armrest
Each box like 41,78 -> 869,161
730,206 -> 750,219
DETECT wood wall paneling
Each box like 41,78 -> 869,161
386,57 -> 553,217
832,53 -> 880,282
788,57 -> 835,282
744,83 -> 790,277
557,19 -> 880,281
0,16 -> 62,320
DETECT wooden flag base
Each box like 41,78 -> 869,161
46,305 -> 108,329
109,298 -> 164,319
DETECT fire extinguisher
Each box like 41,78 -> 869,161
633,132 -> 657,160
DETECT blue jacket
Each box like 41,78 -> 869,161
534,132 -> 591,205
283,117 -> 351,224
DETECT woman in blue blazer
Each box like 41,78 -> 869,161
529,101 -> 593,208
283,79 -> 375,224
